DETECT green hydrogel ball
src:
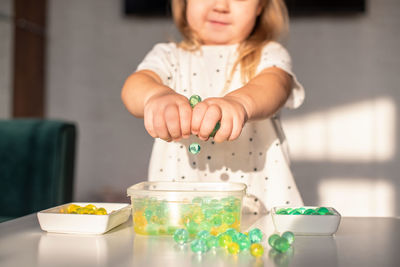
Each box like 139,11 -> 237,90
282,231 -> 295,245
268,234 -> 280,247
237,236 -> 251,250
209,121 -> 220,138
222,212 -> 235,225
173,228 -> 189,244
197,230 -> 210,240
205,235 -> 219,249
304,208 -> 318,215
189,143 -> 201,154
273,237 -> 290,253
316,207 -> 330,215
189,95 -> 202,108
248,228 -> 263,243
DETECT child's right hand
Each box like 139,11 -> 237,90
143,92 -> 192,142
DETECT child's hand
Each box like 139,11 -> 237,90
144,92 -> 192,142
191,96 -> 248,143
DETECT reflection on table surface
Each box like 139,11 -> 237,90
4,214 -> 400,267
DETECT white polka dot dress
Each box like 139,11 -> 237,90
136,42 -> 305,214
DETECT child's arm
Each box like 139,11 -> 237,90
121,70 -> 192,141
191,67 -> 292,143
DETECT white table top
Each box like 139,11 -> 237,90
1,213 -> 399,267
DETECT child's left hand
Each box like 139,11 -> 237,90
191,96 -> 248,143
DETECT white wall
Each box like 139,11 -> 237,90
47,0 -> 400,216
0,0 -> 12,119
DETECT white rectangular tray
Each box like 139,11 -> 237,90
271,206 -> 341,235
37,202 -> 131,234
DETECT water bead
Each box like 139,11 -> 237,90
222,212 -> 235,225
237,235 -> 251,250
191,238 -> 209,253
304,208 -> 318,215
205,235 -> 219,249
281,231 -> 295,245
189,95 -> 202,108
211,215 -> 222,226
84,204 -> 97,211
173,228 -> 189,244
316,207 -> 330,215
289,209 -> 302,215
227,242 -> 240,254
224,228 -> 238,238
209,121 -> 221,138
95,208 -> 107,215
273,237 -> 290,253
250,243 -> 264,257
186,221 -> 199,235
218,234 -> 233,248
268,234 -> 280,247
67,204 -> 80,213
248,228 -> 263,243
189,143 -> 201,155
197,230 -> 210,240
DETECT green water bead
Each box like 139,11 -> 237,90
281,231 -> 295,245
268,234 -> 280,247
222,212 -> 235,225
273,237 -> 290,253
189,143 -> 201,154
211,215 -> 222,226
304,208 -> 318,215
205,235 -> 219,249
173,228 -> 189,244
209,121 -> 221,138
316,207 -> 330,215
289,209 -> 302,215
248,228 -> 263,243
189,95 -> 202,108
276,208 -> 289,215
191,238 -> 209,253
237,235 -> 251,250
197,230 -> 210,240
186,221 -> 199,235
224,228 -> 238,239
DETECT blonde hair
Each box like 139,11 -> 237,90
171,0 -> 289,88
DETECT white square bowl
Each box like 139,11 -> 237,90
271,206 -> 341,235
37,202 -> 131,234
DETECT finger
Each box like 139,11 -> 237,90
191,102 -> 208,135
144,107 -> 157,138
213,115 -> 233,143
164,104 -> 182,141
228,115 -> 244,141
153,108 -> 171,141
198,104 -> 221,140
178,103 -> 192,138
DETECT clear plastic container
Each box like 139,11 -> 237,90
127,181 -> 247,236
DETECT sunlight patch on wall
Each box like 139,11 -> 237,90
283,97 -> 396,162
318,178 -> 394,217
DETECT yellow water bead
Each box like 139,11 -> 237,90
85,204 -> 97,211
133,211 -> 147,227
95,208 -> 107,215
67,204 -> 80,213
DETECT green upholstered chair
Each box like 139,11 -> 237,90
0,119 -> 76,222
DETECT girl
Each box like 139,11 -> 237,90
122,0 -> 305,214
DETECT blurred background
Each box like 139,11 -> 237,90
0,0 -> 399,217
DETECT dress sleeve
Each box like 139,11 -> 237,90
256,42 -> 305,109
136,43 -> 177,86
